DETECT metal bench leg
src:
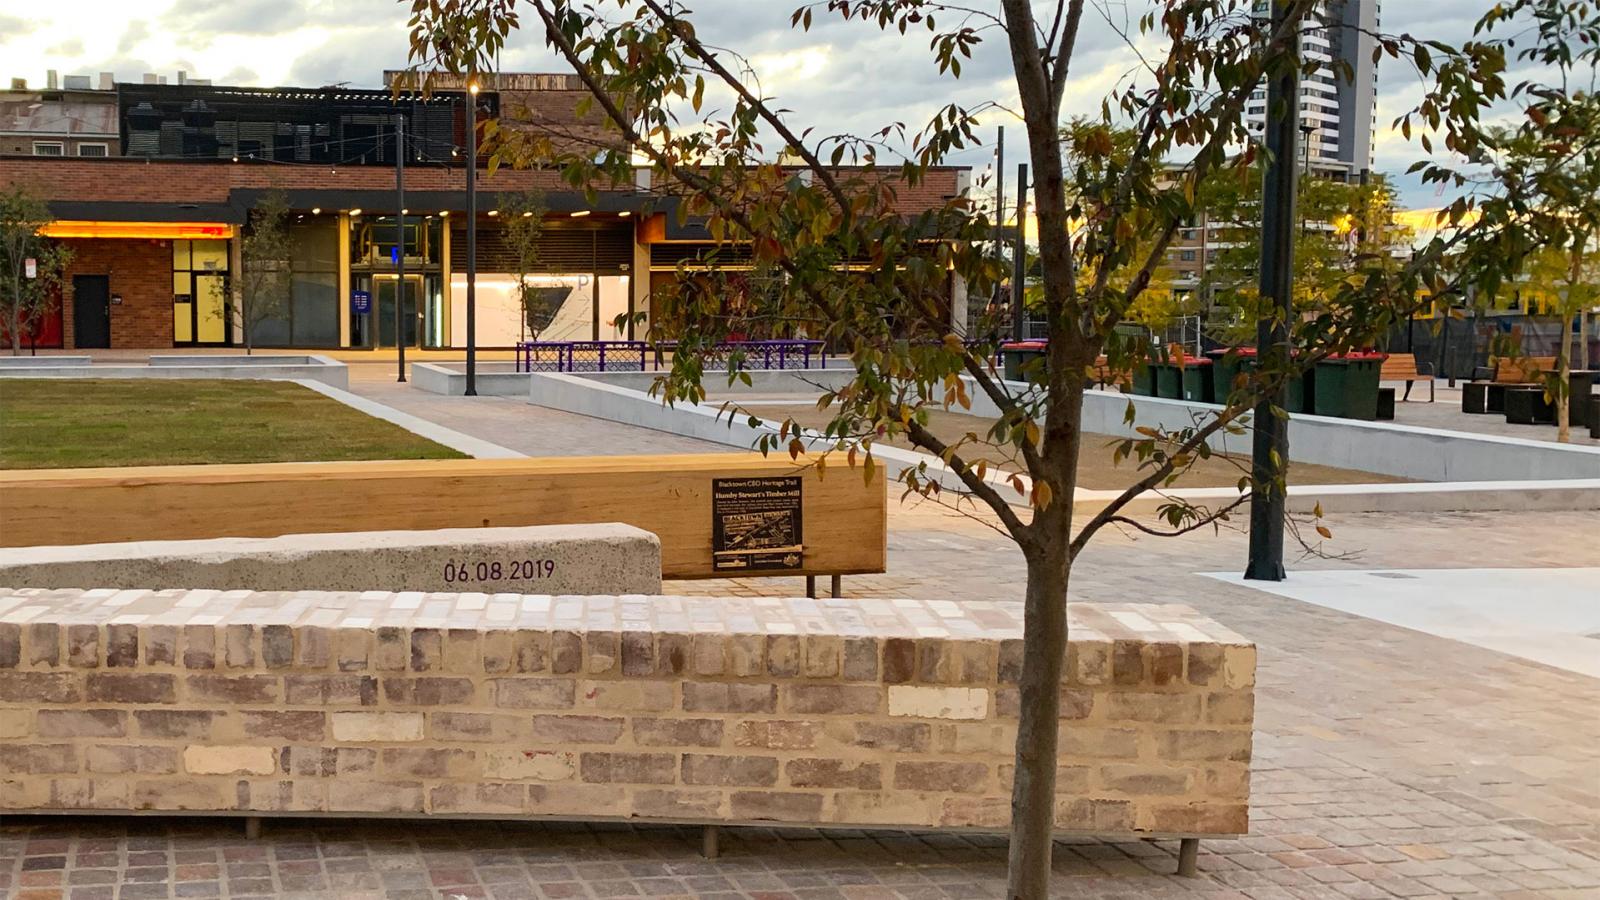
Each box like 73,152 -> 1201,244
1177,838 -> 1199,877
830,574 -> 842,598
805,576 -> 816,599
244,816 -> 262,839
1402,381 -> 1412,401
702,824 -> 720,860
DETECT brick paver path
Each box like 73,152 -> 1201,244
4,502 -> 1597,898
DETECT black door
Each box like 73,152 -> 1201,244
72,275 -> 111,349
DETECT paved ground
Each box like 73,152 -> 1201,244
1381,382 -> 1599,445
3,503 -> 1597,899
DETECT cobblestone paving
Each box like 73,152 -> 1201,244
4,502 -> 1597,899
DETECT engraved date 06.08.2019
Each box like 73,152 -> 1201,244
442,559 -> 556,584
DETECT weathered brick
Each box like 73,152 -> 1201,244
803,636 -> 842,678
373,627 -> 407,671
240,711 -> 325,740
842,637 -> 878,681
682,682 -> 775,714
577,680 -> 673,712
1055,797 -> 1135,831
632,717 -> 724,747
223,624 -> 254,668
431,782 -> 525,814
1099,763 -> 1195,795
28,622 -> 61,666
261,625 -> 294,668
444,628 -> 480,672
134,709 -> 213,740
1145,642 -> 1183,686
281,746 -> 375,777
1143,801 -> 1247,834
37,709 -> 126,738
382,676 -> 476,706
0,671 -> 79,702
1205,691 -> 1254,724
142,625 -> 178,666
586,630 -> 617,673
1158,728 -> 1252,762
330,712 -> 424,742
1060,727 -> 1140,759
940,795 -> 1009,828
483,750 -> 575,781
333,629 -> 370,672
132,779 -> 228,811
1112,639 -> 1145,685
997,639 -> 1025,684
632,788 -> 721,818
730,790 -> 823,821
105,624 -> 139,667
87,744 -> 180,774
882,638 -> 915,683
380,747 -> 476,778
430,712 -> 525,742
621,630 -> 654,676
492,677 -> 576,709
579,752 -> 675,784
887,685 -> 987,720
296,626 -> 331,669
186,674 -> 277,704
733,720 -> 820,750
1102,691 -> 1201,724
529,714 -> 624,744
784,684 -> 880,715
654,632 -> 689,676
181,626 -> 214,669
0,743 -> 78,774
726,634 -> 764,676
834,721 -> 931,752
0,622 -> 18,667
786,758 -> 881,790
690,634 -> 725,675
327,780 -> 423,813
527,783 -> 625,815
67,623 -> 99,667
765,634 -> 800,677
1222,645 -> 1256,688
1187,643 -> 1222,686
283,674 -> 377,706
894,761 -> 988,793
0,708 -> 28,739
934,723 -> 1014,755
87,672 -> 175,703
682,753 -> 778,787
409,628 -> 442,672
1073,639 -> 1112,686
550,631 -> 582,674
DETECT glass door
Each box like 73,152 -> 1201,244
374,275 -> 424,348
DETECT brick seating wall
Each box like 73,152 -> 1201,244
0,589 -> 1255,837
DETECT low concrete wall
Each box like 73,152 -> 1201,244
964,378 -> 1600,483
0,356 -> 92,367
0,524 -> 660,595
150,355 -> 323,367
0,589 -> 1255,840
575,368 -> 859,395
0,355 -> 350,389
411,362 -> 530,397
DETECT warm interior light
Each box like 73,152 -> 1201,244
522,211 -> 534,217
310,207 -> 321,215
440,210 -> 450,217
487,210 -> 499,216
401,208 -> 409,215
349,208 -> 363,216
618,210 -> 631,217
39,221 -> 236,240
468,82 -> 480,95
570,210 -> 591,217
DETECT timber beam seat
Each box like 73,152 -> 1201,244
1379,353 -> 1435,402
0,589 -> 1256,875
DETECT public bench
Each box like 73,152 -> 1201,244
0,455 -> 886,588
0,589 -> 1255,875
1379,353 -> 1435,402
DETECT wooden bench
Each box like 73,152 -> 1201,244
1379,353 -> 1435,402
1489,355 -> 1557,384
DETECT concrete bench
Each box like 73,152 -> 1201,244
0,590 -> 1255,873
0,525 -> 661,596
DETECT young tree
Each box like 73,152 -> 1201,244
0,185 -> 72,356
408,0 -> 1597,892
235,190 -> 293,354
497,189 -> 554,340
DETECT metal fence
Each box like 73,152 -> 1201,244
514,339 -> 828,373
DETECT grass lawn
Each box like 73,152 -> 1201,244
0,379 -> 467,469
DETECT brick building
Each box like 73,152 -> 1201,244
2,77 -> 967,351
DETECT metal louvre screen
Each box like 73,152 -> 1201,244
451,223 -> 634,274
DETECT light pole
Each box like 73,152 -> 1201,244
1244,0 -> 1301,582
395,115 -> 407,383
465,79 -> 480,397
1011,163 -> 1028,342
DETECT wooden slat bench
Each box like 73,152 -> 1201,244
1489,355 -> 1557,384
1379,353 -> 1435,402
0,589 -> 1257,876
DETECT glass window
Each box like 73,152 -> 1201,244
290,272 -> 340,345
77,143 -> 109,157
32,142 -> 64,156
172,240 -> 191,271
191,240 -> 229,272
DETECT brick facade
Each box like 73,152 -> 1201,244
58,238 -> 175,349
0,590 -> 1255,837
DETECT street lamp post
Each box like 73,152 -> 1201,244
465,80 -> 480,397
395,115 -> 407,383
1244,0 -> 1302,582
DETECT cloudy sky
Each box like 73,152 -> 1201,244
1,0 -> 1535,208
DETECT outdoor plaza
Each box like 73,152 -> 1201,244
0,347 -> 1595,900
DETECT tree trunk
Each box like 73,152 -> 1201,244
1005,541 -> 1073,897
8,302 -> 19,356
